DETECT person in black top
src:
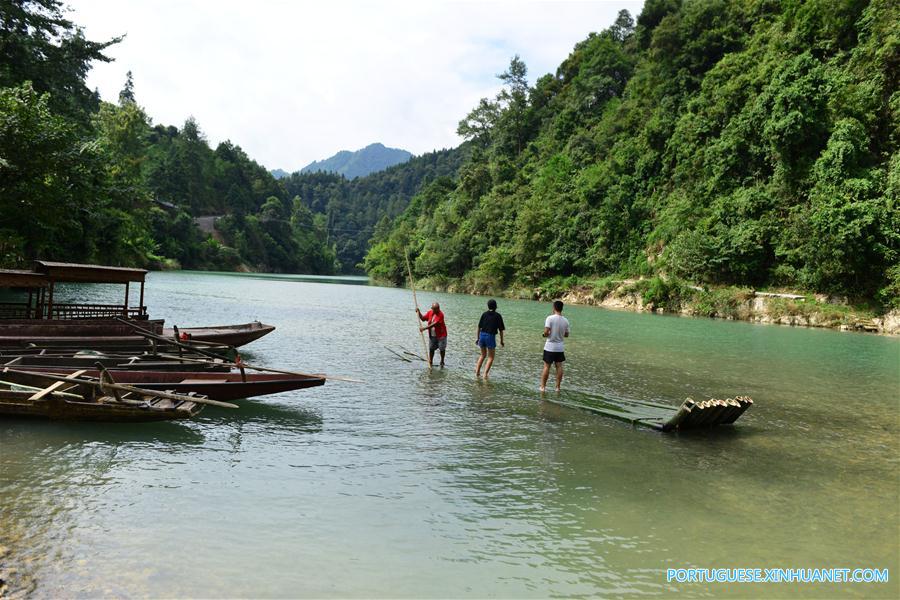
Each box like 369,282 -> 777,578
475,299 -> 505,378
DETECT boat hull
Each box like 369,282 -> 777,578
0,392 -> 202,422
163,322 -> 276,347
6,368 -> 325,401
0,321 -> 275,348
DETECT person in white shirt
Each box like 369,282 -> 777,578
541,300 -> 570,392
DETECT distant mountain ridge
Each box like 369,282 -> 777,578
299,142 -> 412,179
280,144 -> 469,272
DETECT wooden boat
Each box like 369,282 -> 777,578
0,338 -> 235,356
2,353 -> 232,372
161,321 -> 276,347
4,367 -> 325,401
0,262 -> 275,348
0,318 -> 164,337
0,321 -> 274,349
0,369 -> 215,422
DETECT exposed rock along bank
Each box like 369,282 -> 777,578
413,277 -> 898,336
557,286 -> 899,336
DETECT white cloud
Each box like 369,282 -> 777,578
68,0 -> 644,170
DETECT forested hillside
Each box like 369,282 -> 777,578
281,145 -> 468,269
0,0 -> 466,275
0,1 -> 333,273
365,0 -> 899,308
300,142 -> 413,179
3,0 -> 897,305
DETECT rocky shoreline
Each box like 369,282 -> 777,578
413,277 -> 900,336
560,285 -> 900,336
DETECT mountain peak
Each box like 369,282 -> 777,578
299,143 -> 412,179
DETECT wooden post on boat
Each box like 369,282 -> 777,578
405,250 -> 431,371
123,281 -> 130,319
138,280 -> 145,317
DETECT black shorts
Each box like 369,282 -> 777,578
543,350 -> 566,364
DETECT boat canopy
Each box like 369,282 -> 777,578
0,262 -> 149,320
0,269 -> 49,289
34,261 -> 147,284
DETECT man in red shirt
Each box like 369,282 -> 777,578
417,302 -> 448,367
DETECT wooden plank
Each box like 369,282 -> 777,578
28,369 -> 87,400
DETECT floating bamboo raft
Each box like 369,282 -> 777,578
544,390 -> 753,432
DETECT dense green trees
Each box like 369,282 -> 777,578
0,0 -> 116,122
280,145 -> 469,270
366,0 -> 899,307
0,0 -> 338,273
0,0 -> 463,275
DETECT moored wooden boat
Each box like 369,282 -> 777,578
0,321 -> 274,349
0,389 -> 204,422
0,338 -> 234,356
162,321 -> 276,347
4,367 -> 326,401
0,263 -> 276,348
0,369 -> 216,422
2,353 -> 232,372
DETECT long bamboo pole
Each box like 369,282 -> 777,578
405,250 -> 431,371
3,368 -> 239,409
154,352 -> 363,383
384,346 -> 413,363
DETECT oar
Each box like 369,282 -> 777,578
405,250 -> 431,371
2,368 -> 239,409
154,352 -> 364,384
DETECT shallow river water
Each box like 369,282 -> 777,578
1,271 -> 898,598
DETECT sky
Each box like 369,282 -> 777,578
68,0 -> 644,172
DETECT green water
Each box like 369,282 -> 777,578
1,271 -> 898,598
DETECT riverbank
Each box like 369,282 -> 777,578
412,275 -> 900,336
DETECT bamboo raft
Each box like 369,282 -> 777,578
543,390 -> 753,432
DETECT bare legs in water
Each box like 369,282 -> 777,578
539,360 -> 563,392
475,346 -> 496,378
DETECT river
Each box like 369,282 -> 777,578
1,271 -> 898,598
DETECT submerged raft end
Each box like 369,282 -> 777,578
662,396 -> 753,431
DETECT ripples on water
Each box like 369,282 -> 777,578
1,272 -> 898,598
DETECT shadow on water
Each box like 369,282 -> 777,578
0,400 -> 321,596
0,417 -> 207,446
199,398 -> 323,432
